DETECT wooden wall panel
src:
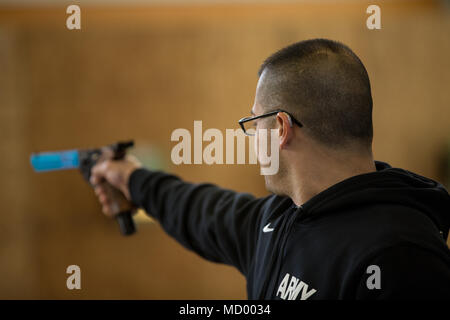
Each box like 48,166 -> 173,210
0,1 -> 448,298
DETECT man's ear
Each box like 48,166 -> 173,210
276,112 -> 293,149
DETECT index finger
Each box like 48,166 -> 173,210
90,161 -> 109,185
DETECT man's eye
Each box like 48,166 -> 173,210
251,121 -> 257,128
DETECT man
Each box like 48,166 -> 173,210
91,39 -> 450,299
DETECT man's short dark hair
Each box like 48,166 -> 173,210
258,38 -> 373,149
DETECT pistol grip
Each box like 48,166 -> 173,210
101,181 -> 136,236
116,211 -> 136,236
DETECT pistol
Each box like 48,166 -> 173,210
30,140 -> 137,236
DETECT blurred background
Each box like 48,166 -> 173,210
0,0 -> 449,299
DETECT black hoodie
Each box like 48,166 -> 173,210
128,160 -> 450,299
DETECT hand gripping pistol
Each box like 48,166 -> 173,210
30,140 -> 137,236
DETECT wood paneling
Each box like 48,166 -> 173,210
0,1 -> 448,298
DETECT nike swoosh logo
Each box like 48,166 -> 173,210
263,223 -> 274,233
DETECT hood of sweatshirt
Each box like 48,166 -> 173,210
300,160 -> 450,241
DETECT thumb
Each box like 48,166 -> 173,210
90,160 -> 112,185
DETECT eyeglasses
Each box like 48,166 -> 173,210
238,109 -> 303,136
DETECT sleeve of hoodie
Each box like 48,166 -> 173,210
128,168 -> 268,276
355,244 -> 450,299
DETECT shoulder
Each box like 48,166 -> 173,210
341,203 -> 446,247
